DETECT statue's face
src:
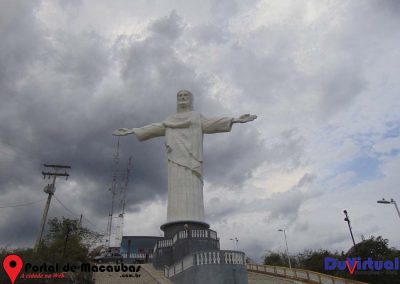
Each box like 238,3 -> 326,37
177,90 -> 193,112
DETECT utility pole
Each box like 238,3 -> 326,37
35,164 -> 70,249
229,238 -> 236,250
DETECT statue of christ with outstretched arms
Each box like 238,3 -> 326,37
113,90 -> 257,224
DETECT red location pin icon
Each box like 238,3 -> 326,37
3,254 -> 23,284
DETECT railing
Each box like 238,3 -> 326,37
194,250 -> 245,265
121,253 -> 154,260
154,238 -> 173,252
154,228 -> 219,252
246,264 -> 368,284
209,230 -> 217,240
192,229 -> 207,238
178,230 -> 187,239
130,253 -> 153,259
165,250 -> 246,278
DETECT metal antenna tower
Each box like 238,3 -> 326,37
114,156 -> 132,247
107,138 -> 120,248
35,164 -> 71,249
120,156 -> 132,217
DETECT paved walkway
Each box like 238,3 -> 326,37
248,271 -> 302,284
92,263 -> 306,284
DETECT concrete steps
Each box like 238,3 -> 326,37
92,263 -> 171,284
141,264 -> 172,284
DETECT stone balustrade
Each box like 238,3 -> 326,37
191,229 -> 207,238
121,252 -> 154,260
129,253 -> 153,259
154,239 -> 173,252
165,250 -> 246,278
154,228 -> 219,252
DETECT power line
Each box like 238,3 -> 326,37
53,194 -> 106,235
0,198 -> 47,209
53,195 -> 79,217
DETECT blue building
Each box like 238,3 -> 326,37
120,236 -> 163,263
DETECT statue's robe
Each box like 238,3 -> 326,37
133,111 -> 233,223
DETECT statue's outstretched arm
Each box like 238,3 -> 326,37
233,114 -> 257,124
112,123 -> 166,141
112,128 -> 136,136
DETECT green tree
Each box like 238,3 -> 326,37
346,235 -> 400,284
297,249 -> 340,275
263,251 -> 287,266
1,217 -> 102,283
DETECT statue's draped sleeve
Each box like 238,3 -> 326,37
201,115 -> 234,134
133,123 -> 166,141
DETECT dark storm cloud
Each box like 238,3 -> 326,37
204,126 -> 265,188
267,189 -> 306,222
207,172 -> 317,222
244,239 -> 274,263
113,10 -> 266,189
150,11 -> 184,40
0,7 -> 265,247
52,31 -> 110,87
0,0 -> 46,193
2,0 -> 398,253
0,205 -> 42,247
191,25 -> 230,45
218,4 -> 379,120
0,0 -> 43,95
267,173 -> 317,222
266,130 -> 305,171
294,222 -> 309,233
205,129 -> 308,222
204,128 -> 305,189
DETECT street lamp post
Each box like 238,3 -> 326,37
377,198 -> 400,220
235,237 -> 239,250
343,210 -> 357,249
278,229 -> 292,269
229,238 -> 236,250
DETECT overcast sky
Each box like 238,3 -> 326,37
1,0 -> 400,262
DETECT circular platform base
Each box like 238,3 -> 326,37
160,220 -> 210,238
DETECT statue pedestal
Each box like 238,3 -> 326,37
160,220 -> 210,238
152,221 -> 248,284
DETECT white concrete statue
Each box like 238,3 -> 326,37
113,90 -> 257,224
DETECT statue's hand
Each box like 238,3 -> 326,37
112,128 -> 135,136
235,114 -> 257,123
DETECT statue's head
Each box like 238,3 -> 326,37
176,89 -> 193,112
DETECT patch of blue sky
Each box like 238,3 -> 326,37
384,121 -> 400,138
386,149 -> 400,157
339,155 -> 382,181
350,132 -> 379,151
323,154 -> 382,191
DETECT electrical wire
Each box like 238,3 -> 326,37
0,198 -> 47,209
53,194 -> 106,235
53,194 -> 80,217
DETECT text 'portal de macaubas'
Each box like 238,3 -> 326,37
113,90 -> 257,226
